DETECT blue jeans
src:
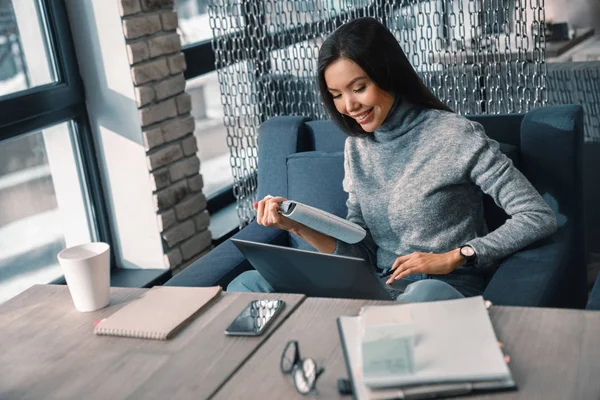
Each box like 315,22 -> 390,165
227,270 -> 468,303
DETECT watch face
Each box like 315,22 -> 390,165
461,246 -> 475,257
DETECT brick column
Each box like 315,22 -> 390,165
118,0 -> 212,273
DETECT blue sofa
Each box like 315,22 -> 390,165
166,105 -> 587,308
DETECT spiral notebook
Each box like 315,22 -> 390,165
94,286 -> 222,340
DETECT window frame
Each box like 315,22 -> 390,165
0,0 -> 114,268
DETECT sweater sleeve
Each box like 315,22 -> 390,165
465,121 -> 557,267
333,142 -> 379,266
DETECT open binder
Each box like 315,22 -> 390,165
278,200 -> 366,244
337,296 -> 516,399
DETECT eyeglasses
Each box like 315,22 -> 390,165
280,340 -> 325,395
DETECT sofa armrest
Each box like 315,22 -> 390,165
587,273 -> 600,310
164,221 -> 289,287
483,228 -> 570,307
520,105 -> 583,216
519,105 -> 587,306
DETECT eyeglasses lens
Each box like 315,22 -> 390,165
281,341 -> 297,373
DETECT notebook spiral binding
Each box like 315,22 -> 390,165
95,327 -> 168,341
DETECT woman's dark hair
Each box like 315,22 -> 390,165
317,17 -> 453,136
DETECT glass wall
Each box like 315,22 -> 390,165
175,0 -> 212,46
0,0 -> 57,97
186,70 -> 234,197
0,122 -> 95,303
0,0 -> 108,303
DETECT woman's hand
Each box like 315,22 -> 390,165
253,195 -> 302,233
385,249 -> 464,284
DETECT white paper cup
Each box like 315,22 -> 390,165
57,242 -> 110,312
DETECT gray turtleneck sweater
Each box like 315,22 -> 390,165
333,99 -> 557,273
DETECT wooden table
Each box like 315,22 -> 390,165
213,299 -> 600,400
0,285 -> 304,400
2,285 -> 600,400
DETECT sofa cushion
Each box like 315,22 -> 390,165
286,151 -> 346,251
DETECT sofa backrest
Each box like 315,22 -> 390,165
258,115 -> 528,251
257,107 -> 583,254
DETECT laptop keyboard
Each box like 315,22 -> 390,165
378,274 -> 411,301
386,288 -> 403,300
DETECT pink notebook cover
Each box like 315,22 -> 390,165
94,286 -> 222,340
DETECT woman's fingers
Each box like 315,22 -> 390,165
388,256 -> 411,284
255,196 -> 288,227
256,199 -> 267,225
387,252 -> 457,283
267,200 -> 282,224
387,260 -> 416,284
391,254 -> 410,271
387,266 -> 417,284
394,266 -> 422,281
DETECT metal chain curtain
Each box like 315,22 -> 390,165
208,0 -> 546,226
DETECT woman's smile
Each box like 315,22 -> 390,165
351,108 -> 374,124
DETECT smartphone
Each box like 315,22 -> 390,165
224,299 -> 286,336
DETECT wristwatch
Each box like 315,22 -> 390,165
459,245 -> 477,266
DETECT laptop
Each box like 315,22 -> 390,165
231,238 -> 395,300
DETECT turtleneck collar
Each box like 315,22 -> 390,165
372,96 -> 428,143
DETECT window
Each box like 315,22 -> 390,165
0,0 -> 109,303
0,0 -> 57,97
0,122 -> 97,303
186,70 -> 234,198
177,0 -> 248,47
175,0 -> 212,46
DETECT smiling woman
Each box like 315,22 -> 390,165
227,17 -> 558,304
